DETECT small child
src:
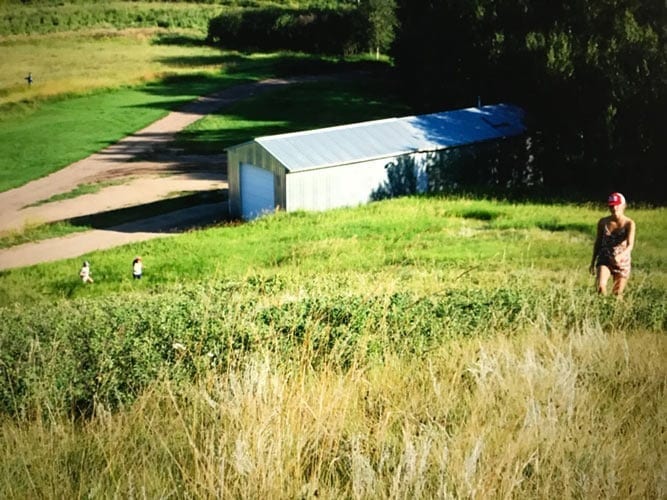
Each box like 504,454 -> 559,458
132,257 -> 143,279
79,261 -> 94,283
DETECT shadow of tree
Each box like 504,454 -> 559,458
371,156 -> 418,201
537,221 -> 592,234
371,137 -> 537,204
151,33 -> 209,47
67,190 -> 229,233
460,209 -> 502,221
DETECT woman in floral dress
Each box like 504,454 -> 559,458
589,192 -> 636,297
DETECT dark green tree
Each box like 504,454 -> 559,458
359,0 -> 397,58
391,0 -> 666,201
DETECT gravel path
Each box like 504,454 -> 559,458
0,76 -> 326,271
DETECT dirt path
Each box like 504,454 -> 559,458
0,75 -> 329,271
0,202 -> 223,270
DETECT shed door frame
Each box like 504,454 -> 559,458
240,163 -> 275,220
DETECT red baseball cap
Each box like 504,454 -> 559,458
607,192 -> 626,206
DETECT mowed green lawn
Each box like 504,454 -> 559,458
0,30 -> 265,193
174,75 -> 411,155
0,196 -> 664,305
0,26 -> 392,193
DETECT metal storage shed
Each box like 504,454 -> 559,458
227,103 -> 525,220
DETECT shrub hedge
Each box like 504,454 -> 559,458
207,6 -> 367,55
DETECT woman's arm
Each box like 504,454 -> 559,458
625,219 -> 636,253
590,218 -> 604,272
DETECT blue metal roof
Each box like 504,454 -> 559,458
251,104 -> 525,173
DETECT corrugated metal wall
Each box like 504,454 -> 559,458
226,104 -> 526,218
285,157 -> 395,212
228,144 -> 435,218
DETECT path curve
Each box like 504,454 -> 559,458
0,74 -> 342,270
0,76 -> 319,231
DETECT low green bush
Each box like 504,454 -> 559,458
1,277 -> 663,420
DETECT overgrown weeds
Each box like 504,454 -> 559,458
1,320 -> 664,498
0,197 -> 664,497
1,276 -> 664,420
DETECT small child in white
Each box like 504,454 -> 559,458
132,257 -> 143,279
79,261 -> 94,283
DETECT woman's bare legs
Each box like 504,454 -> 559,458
596,266 -> 611,294
596,265 -> 628,297
612,276 -> 628,297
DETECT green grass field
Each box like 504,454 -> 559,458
0,30 -> 228,107
174,73 -> 408,155
1,196 -> 664,304
0,30 -> 253,192
0,8 -> 665,498
0,26 -> 388,193
0,197 -> 665,497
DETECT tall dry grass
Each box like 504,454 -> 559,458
0,29 -> 226,108
2,323 -> 664,498
0,201 -> 664,497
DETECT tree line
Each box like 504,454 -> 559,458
208,0 -> 665,201
390,0 -> 665,202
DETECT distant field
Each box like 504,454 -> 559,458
0,1 -> 223,37
0,0 -> 345,38
0,27 -> 385,193
0,29 -> 229,108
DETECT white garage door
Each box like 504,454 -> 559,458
240,163 -> 275,220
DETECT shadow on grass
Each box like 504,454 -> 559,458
151,33 -> 208,47
99,54 -> 400,169
0,191 -> 232,251
136,53 -> 390,105
155,50 -> 388,76
68,189 -> 231,233
139,72 -> 243,99
537,221 -> 592,234
461,209 -> 502,221
170,75 -> 409,153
